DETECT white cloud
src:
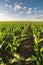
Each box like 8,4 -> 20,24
34,10 -> 37,13
34,7 -> 37,9
5,3 -> 12,8
14,14 -> 18,17
34,7 -> 39,9
27,15 -> 43,21
26,11 -> 32,14
0,12 -> 15,21
14,11 -> 23,16
28,8 -> 32,10
38,10 -> 43,14
5,0 -> 8,1
19,11 -> 23,14
13,3 -> 22,11
26,8 -> 32,14
23,6 -> 26,9
27,15 -> 31,18
0,12 -> 43,21
33,15 -> 43,19
0,12 -> 5,20
5,0 -> 9,1
5,4 -> 8,7
0,13 -> 4,16
9,5 -> 12,8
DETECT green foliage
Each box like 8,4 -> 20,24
0,22 -> 43,65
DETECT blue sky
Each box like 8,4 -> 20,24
0,0 -> 43,21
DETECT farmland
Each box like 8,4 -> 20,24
0,21 -> 43,65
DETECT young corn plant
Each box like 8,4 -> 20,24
31,25 -> 43,65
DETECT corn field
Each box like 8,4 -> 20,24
0,22 -> 43,65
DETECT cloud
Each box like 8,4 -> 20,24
0,13 -> 4,16
0,12 -> 14,21
23,6 -> 26,9
26,7 -> 32,14
0,12 -> 5,20
34,15 -> 43,19
28,8 -> 32,10
13,3 -> 22,11
0,12 -> 43,21
5,0 -> 8,1
34,7 -> 37,9
26,11 -> 32,14
14,11 -> 23,16
5,0 -> 9,1
34,10 -> 37,13
9,5 -> 12,8
4,10 -> 8,14
34,7 -> 39,9
38,10 -> 43,14
26,14 -> 43,21
5,4 -> 8,7
5,3 -> 12,9
19,11 -> 23,14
